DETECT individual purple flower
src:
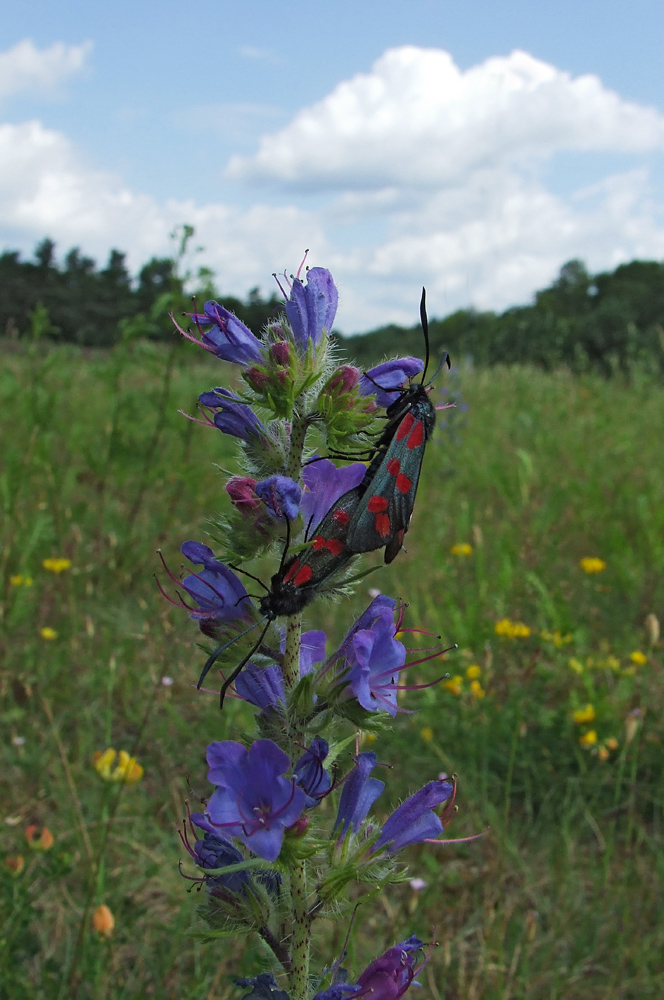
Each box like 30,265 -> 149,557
185,813 -> 253,893
157,542 -> 253,634
354,937 -> 424,1000
335,596 -> 406,716
371,779 -> 454,854
199,388 -> 266,443
301,458 -> 366,532
255,475 -> 302,521
204,740 -> 306,862
234,663 -> 285,711
282,266 -> 338,352
294,737 -> 331,807
298,629 -> 327,675
237,973 -> 290,1000
313,977 -> 361,1000
225,476 -> 260,515
177,300 -> 263,365
334,752 -> 384,837
359,357 -> 424,408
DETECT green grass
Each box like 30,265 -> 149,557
1,339 -> 663,999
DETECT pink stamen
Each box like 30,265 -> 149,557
295,249 -> 310,280
423,828 -> 489,846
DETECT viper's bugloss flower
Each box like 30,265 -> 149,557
336,596 -> 406,716
179,301 -> 263,365
334,752 -> 385,837
283,266 -> 338,353
294,737 -> 331,807
187,813 -> 253,892
255,475 -> 302,521
93,748 -> 143,785
233,630 -> 326,711
372,779 -> 454,854
204,740 -> 306,861
175,542 -> 253,630
359,358 -> 424,408
301,458 -> 366,533
237,973 -> 291,1000
199,388 -> 267,443
225,476 -> 260,515
354,936 -> 424,1000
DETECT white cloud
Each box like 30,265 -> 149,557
0,119 -> 323,294
0,39 -> 92,105
227,47 -> 664,190
1,45 -> 664,332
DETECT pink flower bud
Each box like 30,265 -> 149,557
270,341 -> 292,366
225,476 -> 260,514
326,365 -> 360,393
286,814 -> 310,838
244,366 -> 271,390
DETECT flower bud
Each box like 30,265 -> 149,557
5,855 -> 25,875
225,476 -> 260,515
92,904 -> 115,939
286,815 -> 310,839
270,341 -> 292,366
325,365 -> 360,394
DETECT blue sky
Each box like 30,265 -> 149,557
2,0 -> 664,331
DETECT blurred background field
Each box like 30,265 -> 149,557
1,337 -> 663,999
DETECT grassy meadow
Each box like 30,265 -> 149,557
1,338 -> 663,999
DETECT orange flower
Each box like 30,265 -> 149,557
25,825 -> 54,851
93,904 -> 115,939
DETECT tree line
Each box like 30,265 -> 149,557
2,235 -> 664,375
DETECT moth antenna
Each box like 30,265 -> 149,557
227,564 -> 269,592
219,619 -> 272,709
196,616 -> 268,689
420,287 -> 430,384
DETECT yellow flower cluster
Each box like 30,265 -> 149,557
629,650 -> 647,665
10,575 -> 33,588
443,675 -> 463,696
579,557 -> 606,574
93,749 -> 143,785
540,629 -> 572,647
42,558 -> 72,574
450,543 -> 473,557
442,665 -> 486,698
495,618 -> 531,638
579,730 -> 597,746
40,627 -> 58,641
572,704 -> 596,725
420,726 -> 434,743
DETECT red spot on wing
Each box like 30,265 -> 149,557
387,458 -> 401,476
396,411 -> 416,442
312,536 -> 326,550
375,512 -> 391,538
283,559 -> 300,583
367,496 -> 389,513
293,564 -> 313,586
325,539 -> 345,555
407,420 -> 424,449
396,473 -> 412,493
333,509 -> 350,525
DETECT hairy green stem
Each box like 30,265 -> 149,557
285,414 -> 308,480
288,859 -> 311,1000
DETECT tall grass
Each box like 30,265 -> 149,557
1,340 -> 662,999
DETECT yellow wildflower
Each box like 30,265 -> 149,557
363,732 -> 377,745
469,679 -> 485,699
580,557 -> 606,574
605,737 -> 619,750
495,618 -> 531,638
42,558 -> 72,574
420,727 -> 434,743
579,730 -> 598,746
572,704 -> 596,725
40,627 -> 58,641
629,650 -> 647,666
450,543 -> 473,557
568,657 -> 584,674
93,748 -> 143,785
10,574 -> 33,587
92,904 -> 115,939
443,675 -> 463,696
540,629 -> 572,647
466,664 -> 481,680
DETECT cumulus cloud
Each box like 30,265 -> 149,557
227,47 -> 664,190
0,119 -> 323,294
0,38 -> 92,105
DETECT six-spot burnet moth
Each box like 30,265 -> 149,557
344,288 -> 450,563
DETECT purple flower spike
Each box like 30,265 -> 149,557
354,937 -> 424,1000
301,458 -> 366,532
204,739 -> 306,862
183,300 -> 263,365
176,541 -> 253,626
199,388 -> 266,443
234,663 -> 285,711
294,737 -> 331,807
255,475 -> 302,521
359,357 -> 424,408
335,596 -> 406,716
285,267 -> 338,352
372,780 -> 454,854
334,752 -> 384,836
